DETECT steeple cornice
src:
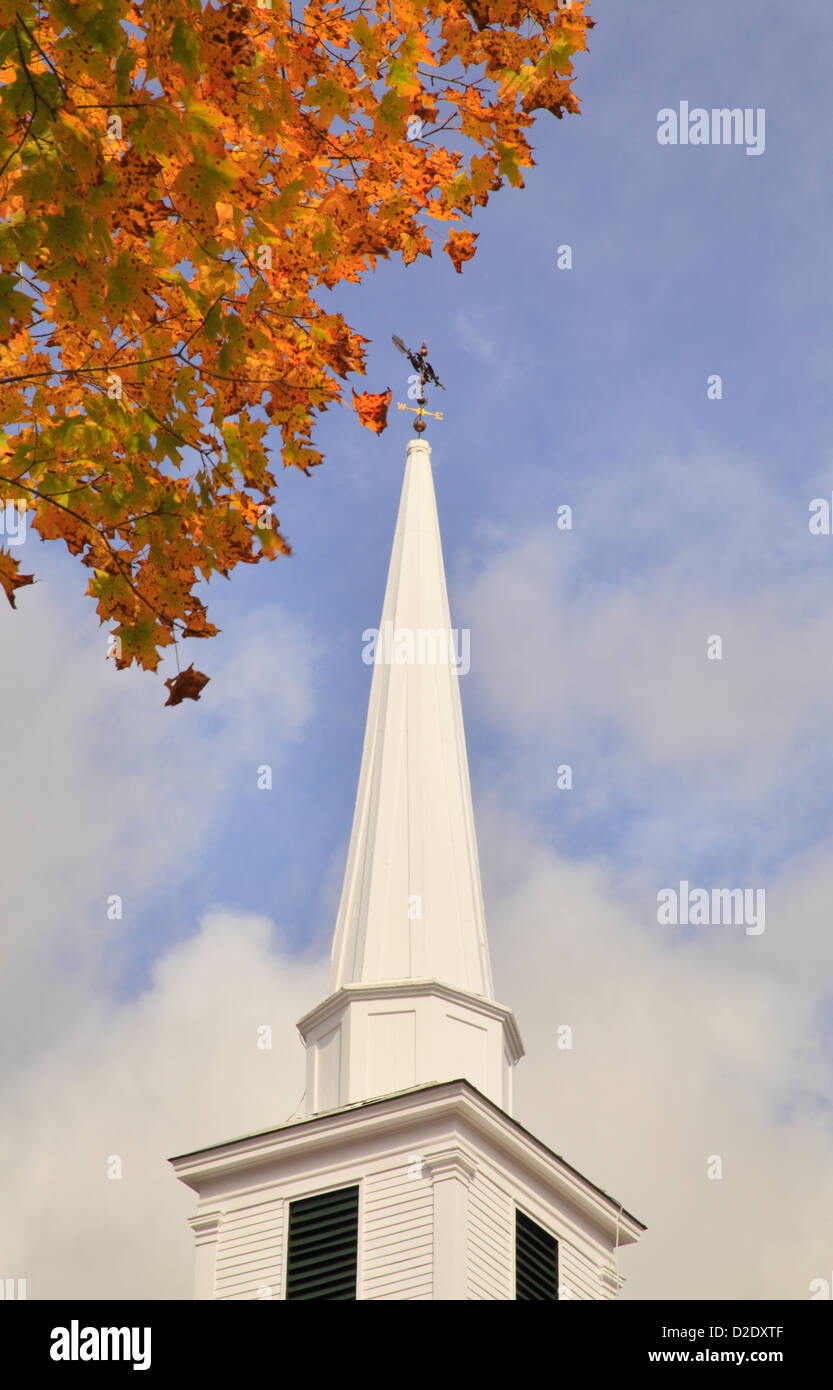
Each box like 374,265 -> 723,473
298,980 -> 524,1059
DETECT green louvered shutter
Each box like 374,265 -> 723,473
515,1209 -> 558,1300
286,1186 -> 359,1301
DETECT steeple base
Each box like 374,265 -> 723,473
170,1081 -> 644,1301
297,980 -> 524,1117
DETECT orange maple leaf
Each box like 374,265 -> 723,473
445,228 -> 479,273
353,388 -> 392,434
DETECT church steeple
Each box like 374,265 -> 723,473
329,436 -> 493,997
297,436 -> 523,1115
170,427 -> 645,1304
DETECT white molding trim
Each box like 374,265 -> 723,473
297,979 -> 524,1060
424,1147 -> 478,1186
171,1080 -> 644,1246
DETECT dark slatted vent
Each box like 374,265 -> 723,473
286,1185 -> 359,1301
515,1209 -> 559,1300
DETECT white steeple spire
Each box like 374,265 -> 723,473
329,436 -> 493,997
297,436 -> 523,1115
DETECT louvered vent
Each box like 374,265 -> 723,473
286,1186 -> 359,1301
515,1209 -> 559,1300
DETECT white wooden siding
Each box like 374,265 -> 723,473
559,1241 -> 609,1300
214,1199 -> 283,1301
467,1170 -> 514,1299
361,1163 -> 433,1300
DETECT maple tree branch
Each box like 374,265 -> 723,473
8,474 -> 179,632
0,0 -> 592,687
0,300 -> 219,384
13,25 -> 54,118
0,109 -> 36,182
14,14 -> 69,103
155,168 -> 231,267
60,472 -> 109,495
1,451 -> 109,498
115,389 -> 222,471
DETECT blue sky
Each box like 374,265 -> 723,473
4,0 -> 833,1300
157,0 -> 833,951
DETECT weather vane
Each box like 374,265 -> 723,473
392,335 -> 444,434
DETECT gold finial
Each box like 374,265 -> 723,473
397,401 -> 444,432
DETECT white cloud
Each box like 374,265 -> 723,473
0,569 -> 325,1297
460,445 -> 833,864
0,573 -> 319,1048
454,308 -> 500,364
456,443 -> 833,1298
481,805 -> 833,1299
0,910 -> 323,1298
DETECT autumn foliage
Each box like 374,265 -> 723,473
0,0 -> 592,697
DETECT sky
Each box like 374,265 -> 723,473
3,0 -> 833,1301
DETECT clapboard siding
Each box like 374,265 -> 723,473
465,1161 -> 616,1301
467,1170 -> 514,1300
559,1241 -> 609,1300
361,1166 -> 433,1300
203,1165 -> 620,1301
214,1200 -> 283,1300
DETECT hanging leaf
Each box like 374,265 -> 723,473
445,228 -> 479,273
353,388 -> 393,434
0,552 -> 35,608
164,664 -> 210,707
